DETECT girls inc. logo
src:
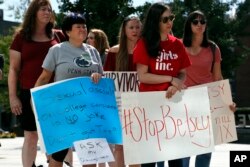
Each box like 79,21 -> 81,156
156,50 -> 178,71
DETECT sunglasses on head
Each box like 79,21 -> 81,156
160,14 -> 175,23
191,19 -> 206,25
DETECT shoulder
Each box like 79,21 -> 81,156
208,41 -> 220,54
53,29 -> 66,41
49,42 -> 63,52
84,43 -> 97,50
168,35 -> 182,44
12,32 -> 24,42
83,44 -> 100,55
208,41 -> 219,49
108,45 -> 119,53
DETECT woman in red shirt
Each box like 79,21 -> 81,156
182,10 -> 236,167
8,1 -> 64,166
104,16 -> 141,167
133,2 -> 191,167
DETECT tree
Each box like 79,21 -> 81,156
7,0 -> 30,20
57,0 -> 136,45
0,34 -> 13,113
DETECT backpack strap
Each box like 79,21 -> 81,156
53,29 -> 66,43
209,41 -> 216,72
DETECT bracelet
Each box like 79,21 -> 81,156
170,76 -> 173,83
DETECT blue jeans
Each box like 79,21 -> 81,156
182,153 -> 212,167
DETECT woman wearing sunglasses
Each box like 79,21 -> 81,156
133,2 -> 191,167
182,10 -> 236,167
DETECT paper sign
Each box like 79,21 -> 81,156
104,71 -> 139,114
103,71 -> 139,92
191,79 -> 238,144
31,77 -> 122,154
74,138 -> 114,165
121,87 -> 214,165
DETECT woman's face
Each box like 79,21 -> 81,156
67,24 -> 88,42
125,19 -> 141,42
159,9 -> 174,35
86,32 -> 95,47
36,5 -> 52,25
191,16 -> 206,35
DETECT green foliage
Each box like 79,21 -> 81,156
0,34 -> 12,112
57,0 -> 135,46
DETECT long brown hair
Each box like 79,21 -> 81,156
116,16 -> 140,71
15,0 -> 55,41
89,29 -> 110,55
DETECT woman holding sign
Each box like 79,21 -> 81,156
104,16 -> 142,167
133,2 -> 191,167
8,0 -> 65,166
181,10 -> 236,167
35,13 -> 103,167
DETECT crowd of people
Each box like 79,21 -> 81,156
2,0 -> 237,167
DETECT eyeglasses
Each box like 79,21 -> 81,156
160,15 -> 175,23
191,19 -> 206,25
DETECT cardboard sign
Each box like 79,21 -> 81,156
31,77 -> 122,154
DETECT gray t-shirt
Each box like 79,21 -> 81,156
42,41 -> 103,81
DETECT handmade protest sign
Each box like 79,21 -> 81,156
74,138 -> 115,165
31,77 -> 122,154
103,72 -> 139,92
104,71 -> 139,113
121,87 -> 214,165
191,79 -> 237,145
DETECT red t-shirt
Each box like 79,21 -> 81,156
184,46 -> 221,87
10,30 -> 65,89
104,52 -> 136,71
133,34 -> 191,92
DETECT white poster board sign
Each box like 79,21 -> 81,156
74,138 -> 114,165
121,87 -> 214,165
104,71 -> 139,113
192,79 -> 237,144
103,71 -> 139,92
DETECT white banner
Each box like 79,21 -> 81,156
192,79 -> 237,144
121,87 -> 214,165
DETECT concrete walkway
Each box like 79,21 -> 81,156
1,137 -> 250,167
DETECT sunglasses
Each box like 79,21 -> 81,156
191,19 -> 206,25
160,15 -> 175,23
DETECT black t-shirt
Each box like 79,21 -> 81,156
0,54 -> 4,70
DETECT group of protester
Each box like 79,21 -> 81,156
5,0 -> 236,167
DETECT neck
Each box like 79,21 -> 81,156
127,40 -> 137,54
192,34 -> 203,47
160,33 -> 168,41
69,39 -> 83,48
35,22 -> 47,34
